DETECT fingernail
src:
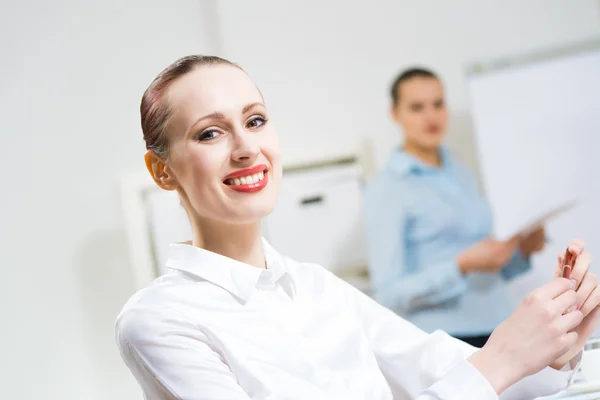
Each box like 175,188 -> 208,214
570,279 -> 578,288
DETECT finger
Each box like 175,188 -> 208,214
553,289 -> 578,315
568,239 -> 585,256
536,278 -> 577,300
555,309 -> 584,333
532,227 -> 545,239
535,231 -> 546,250
576,272 -> 598,312
558,331 -> 580,354
506,235 -> 521,250
570,250 -> 592,287
580,286 -> 600,317
583,305 -> 600,326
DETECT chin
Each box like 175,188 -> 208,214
228,209 -> 275,225
419,137 -> 443,150
225,196 -> 278,225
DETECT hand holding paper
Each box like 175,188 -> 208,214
457,236 -> 520,274
518,226 -> 546,257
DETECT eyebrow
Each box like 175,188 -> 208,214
186,102 -> 266,135
241,102 -> 265,114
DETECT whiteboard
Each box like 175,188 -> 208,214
466,40 -> 600,336
467,42 -> 600,240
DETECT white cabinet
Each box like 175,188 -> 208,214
263,161 -> 369,291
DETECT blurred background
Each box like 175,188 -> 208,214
2,1 -> 600,399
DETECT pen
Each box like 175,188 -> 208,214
562,247 -> 576,279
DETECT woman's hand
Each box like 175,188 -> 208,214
468,277 -> 581,394
457,237 -> 519,274
519,226 -> 546,257
549,240 -> 600,369
468,239 -> 600,394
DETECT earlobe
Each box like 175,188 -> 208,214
390,106 -> 400,124
144,150 -> 178,191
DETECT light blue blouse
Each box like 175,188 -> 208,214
363,148 -> 530,336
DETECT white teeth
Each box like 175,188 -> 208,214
226,171 -> 266,186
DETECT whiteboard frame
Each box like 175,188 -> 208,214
466,37 -> 600,76
120,139 -> 377,291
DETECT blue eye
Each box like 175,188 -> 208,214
247,116 -> 267,129
197,130 -> 220,142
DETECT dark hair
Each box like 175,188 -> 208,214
389,67 -> 439,106
140,55 -> 240,159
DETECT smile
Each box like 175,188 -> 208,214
223,164 -> 269,193
224,171 -> 265,186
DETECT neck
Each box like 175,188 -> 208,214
189,216 -> 266,269
403,141 -> 441,167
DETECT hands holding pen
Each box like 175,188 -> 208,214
550,241 -> 599,369
468,239 -> 600,395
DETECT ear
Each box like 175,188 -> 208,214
144,150 -> 178,191
390,103 -> 402,124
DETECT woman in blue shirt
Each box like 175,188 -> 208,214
363,68 -> 546,348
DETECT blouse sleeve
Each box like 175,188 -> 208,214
326,269 -> 579,399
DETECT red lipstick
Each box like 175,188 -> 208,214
223,164 -> 269,193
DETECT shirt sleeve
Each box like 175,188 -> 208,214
363,180 -> 468,313
500,249 -> 532,281
328,269 -> 579,400
115,304 -> 251,400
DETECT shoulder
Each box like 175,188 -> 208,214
362,170 -> 413,222
364,169 -> 409,202
114,272 -> 212,349
115,275 -> 175,345
444,151 -> 479,184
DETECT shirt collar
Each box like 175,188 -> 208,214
386,146 -> 453,177
165,238 -> 288,302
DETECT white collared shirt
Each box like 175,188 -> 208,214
115,239 -> 576,399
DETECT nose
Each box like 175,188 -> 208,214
231,132 -> 260,163
425,106 -> 438,119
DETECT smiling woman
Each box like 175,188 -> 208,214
114,55 -> 600,400
141,56 -> 282,235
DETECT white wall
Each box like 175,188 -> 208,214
215,0 -> 600,176
0,1 -> 218,399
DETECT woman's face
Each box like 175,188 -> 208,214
159,65 -> 282,225
391,77 -> 448,150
